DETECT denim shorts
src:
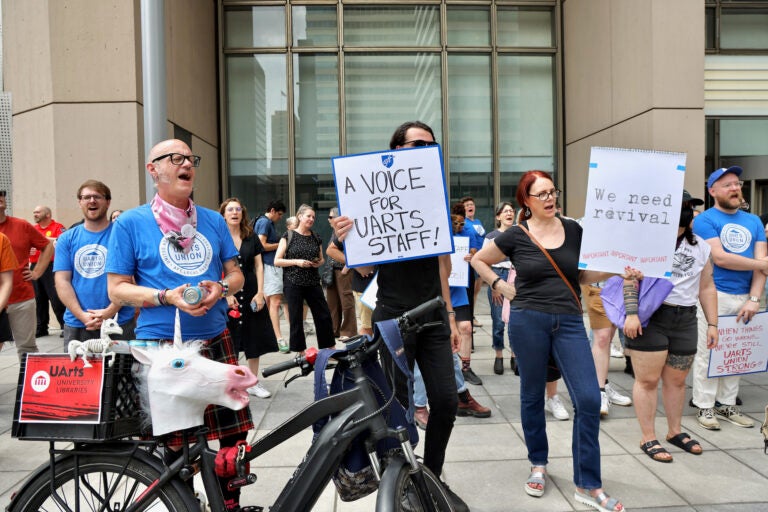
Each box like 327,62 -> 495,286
263,264 -> 283,296
624,304 -> 697,355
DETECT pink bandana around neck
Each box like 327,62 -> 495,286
150,193 -> 198,253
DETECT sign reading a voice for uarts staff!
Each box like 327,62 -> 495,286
708,312 -> 768,378
332,145 -> 453,267
579,147 -> 687,278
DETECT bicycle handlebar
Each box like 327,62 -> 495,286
260,296 -> 446,379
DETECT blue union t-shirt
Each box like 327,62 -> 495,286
106,204 -> 238,340
692,207 -> 766,295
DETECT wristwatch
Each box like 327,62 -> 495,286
749,295 -> 760,303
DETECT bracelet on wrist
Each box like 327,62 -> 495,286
217,280 -> 229,298
447,311 -> 456,316
152,290 -> 161,307
491,276 -> 502,290
707,323 -> 718,328
158,288 -> 169,306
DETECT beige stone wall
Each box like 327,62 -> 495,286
563,0 -> 705,218
2,0 -> 220,226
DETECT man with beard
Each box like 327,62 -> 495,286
54,180 -> 136,348
691,166 -> 766,430
31,205 -> 66,337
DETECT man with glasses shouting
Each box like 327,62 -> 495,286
54,180 -> 136,349
107,139 -> 252,511
690,165 -> 767,430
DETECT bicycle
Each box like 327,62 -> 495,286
6,296 -> 454,512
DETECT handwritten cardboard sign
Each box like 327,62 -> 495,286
708,312 -> 768,377
449,236 -> 470,288
332,145 -> 453,267
579,147 -> 686,278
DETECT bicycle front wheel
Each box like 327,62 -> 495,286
380,461 -> 453,512
9,453 -> 197,512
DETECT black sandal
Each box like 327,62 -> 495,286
666,432 -> 702,455
640,440 -> 673,463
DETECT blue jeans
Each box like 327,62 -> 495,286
413,354 -> 466,406
487,267 -> 510,351
508,307 -> 602,490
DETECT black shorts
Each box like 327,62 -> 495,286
454,305 -> 472,323
624,304 -> 697,355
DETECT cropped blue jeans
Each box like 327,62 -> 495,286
508,306 -> 602,490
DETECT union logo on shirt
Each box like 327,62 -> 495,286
74,244 -> 107,278
159,233 -> 213,276
720,223 -> 752,254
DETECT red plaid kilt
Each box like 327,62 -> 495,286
152,329 -> 254,447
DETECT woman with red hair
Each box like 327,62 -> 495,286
472,170 -> 633,512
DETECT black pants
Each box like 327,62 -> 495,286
32,264 -> 65,334
374,305 -> 457,478
283,281 -> 335,352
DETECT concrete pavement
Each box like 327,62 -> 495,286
1,300 -> 767,511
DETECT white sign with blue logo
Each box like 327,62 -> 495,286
332,145 -> 453,267
579,147 -> 687,278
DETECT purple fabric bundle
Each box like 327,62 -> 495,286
600,276 -> 674,328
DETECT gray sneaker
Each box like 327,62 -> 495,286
715,404 -> 754,428
697,407 -> 721,430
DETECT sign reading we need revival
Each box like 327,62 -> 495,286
332,145 -> 453,268
579,147 -> 687,278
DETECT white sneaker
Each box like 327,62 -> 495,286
600,391 -> 610,417
544,394 -> 570,420
247,383 -> 271,399
715,404 -> 754,428
605,382 -> 632,406
610,344 -> 624,358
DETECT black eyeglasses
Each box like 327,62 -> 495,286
152,153 -> 202,167
528,189 -> 561,201
79,194 -> 107,202
403,140 -> 438,147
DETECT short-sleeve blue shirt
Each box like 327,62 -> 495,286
106,204 -> 239,340
253,215 -> 279,266
692,208 -> 766,295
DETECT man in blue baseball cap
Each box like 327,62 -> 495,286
690,165 -> 766,430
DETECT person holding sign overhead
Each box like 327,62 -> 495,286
621,191 -> 719,462
472,170 -> 635,512
333,121 -> 469,512
690,166 -> 765,430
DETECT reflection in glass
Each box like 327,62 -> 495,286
447,7 -> 490,46
293,54 -> 340,230
448,54 -> 492,227
497,7 -> 553,47
344,53 -> 442,154
226,55 -> 289,218
224,6 -> 286,48
721,10 -> 768,49
344,5 -> 439,47
498,56 -> 555,202
293,5 -> 337,47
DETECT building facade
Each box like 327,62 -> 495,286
3,0 -> 764,237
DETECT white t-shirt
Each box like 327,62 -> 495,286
665,234 -> 711,306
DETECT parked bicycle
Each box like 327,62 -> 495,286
6,296 -> 453,512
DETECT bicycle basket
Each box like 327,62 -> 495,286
12,352 -> 144,441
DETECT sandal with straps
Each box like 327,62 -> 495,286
574,488 -> 625,512
666,432 -> 702,455
524,466 -> 546,497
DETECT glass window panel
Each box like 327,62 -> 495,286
293,54 -> 340,238
705,7 -> 715,50
721,10 -> 768,49
225,55 -> 289,222
344,5 -> 439,47
447,7 -> 490,46
344,53 -> 442,154
292,5 -> 337,47
497,56 -> 555,202
447,54 -> 493,227
721,119 -> 768,156
497,7 -> 553,47
224,6 -> 285,48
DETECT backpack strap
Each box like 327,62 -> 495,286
374,319 -> 414,383
313,347 -> 345,401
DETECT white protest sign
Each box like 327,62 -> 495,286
449,236 -> 470,288
579,147 -> 686,278
708,312 -> 768,377
332,146 -> 453,267
360,272 -> 378,310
